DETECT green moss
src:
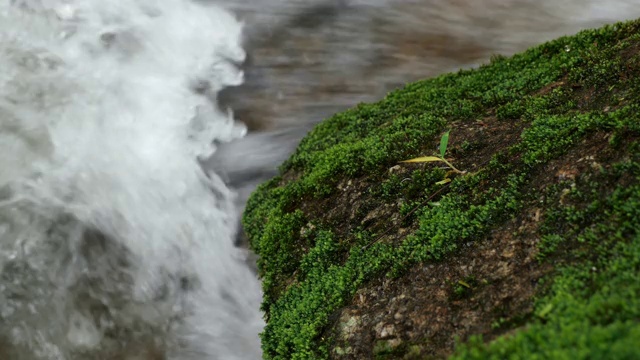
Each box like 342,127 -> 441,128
372,168 -> 448,202
243,19 -> 640,359
452,164 -> 640,359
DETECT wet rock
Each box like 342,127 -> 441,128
337,312 -> 361,341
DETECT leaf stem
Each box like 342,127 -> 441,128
440,157 -> 466,174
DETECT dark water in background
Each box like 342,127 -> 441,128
208,0 -> 640,242
221,0 -> 639,129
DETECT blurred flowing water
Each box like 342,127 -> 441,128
1,0 -> 639,359
0,1 -> 261,359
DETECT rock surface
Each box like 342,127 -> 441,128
244,18 -> 640,359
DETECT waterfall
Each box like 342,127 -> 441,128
0,1 -> 263,358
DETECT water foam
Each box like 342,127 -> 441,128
0,1 -> 263,358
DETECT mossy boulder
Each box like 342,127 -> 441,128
243,19 -> 640,359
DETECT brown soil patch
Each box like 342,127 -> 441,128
323,130 -> 631,359
328,219 -> 548,359
293,113 -> 529,259
277,114 -> 535,358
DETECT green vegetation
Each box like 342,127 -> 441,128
453,163 -> 640,359
244,19 -> 640,359
401,130 -> 465,184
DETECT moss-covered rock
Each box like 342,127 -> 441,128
244,19 -> 640,359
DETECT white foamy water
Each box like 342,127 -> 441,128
0,1 -> 263,359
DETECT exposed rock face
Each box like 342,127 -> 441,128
244,18 -> 640,359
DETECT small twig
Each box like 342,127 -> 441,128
361,183 -> 451,250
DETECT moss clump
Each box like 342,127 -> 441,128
452,163 -> 640,359
244,19 -> 640,359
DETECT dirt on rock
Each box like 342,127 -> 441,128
328,221 -> 548,359
288,73 -> 636,358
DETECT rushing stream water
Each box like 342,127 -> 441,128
1,0 -> 640,359
0,1 -> 262,359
